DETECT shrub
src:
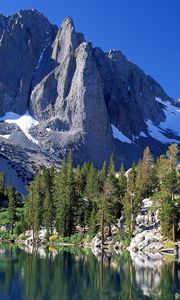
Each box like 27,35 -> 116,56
49,235 -> 58,242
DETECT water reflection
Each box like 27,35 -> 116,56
0,244 -> 179,300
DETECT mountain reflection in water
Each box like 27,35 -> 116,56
0,244 -> 179,300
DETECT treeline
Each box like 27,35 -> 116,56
22,144 -> 180,242
0,173 -> 21,234
1,144 -> 180,242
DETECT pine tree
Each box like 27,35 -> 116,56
100,177 -> 117,236
118,163 -> 127,202
140,147 -> 158,197
88,206 -> 98,238
98,157 -> 120,241
123,164 -> 141,232
161,170 -> 178,241
109,154 -> 115,177
167,143 -> 179,171
33,172 -> 44,235
75,165 -> 85,229
7,185 -> 16,234
135,159 -> 143,189
83,164 -> 98,229
66,149 -> 76,236
43,168 -> 55,236
53,159 -> 68,237
156,144 -> 180,241
0,172 -> 5,194
160,195 -> 176,239
156,154 -> 170,181
98,160 -> 107,193
25,184 -> 35,240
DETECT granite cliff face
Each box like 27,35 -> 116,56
0,10 -> 179,192
0,10 -> 57,116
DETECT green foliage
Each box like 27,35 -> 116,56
115,230 -> 133,247
160,196 -> 175,239
6,142 -> 178,245
0,208 -> 8,226
123,165 -> 141,231
88,207 -> 98,238
0,172 -> 5,194
7,185 -> 17,234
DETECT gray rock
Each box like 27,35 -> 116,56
0,10 -> 179,189
0,10 -> 57,116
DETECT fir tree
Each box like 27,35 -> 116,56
7,185 -> 16,234
123,164 -> 141,231
33,173 -> 44,235
118,163 -> 127,206
167,143 -> 179,171
25,184 -> 35,240
43,168 -> 55,235
140,147 -> 158,197
66,149 -> 76,236
161,170 -> 178,241
75,165 -> 85,229
156,155 -> 169,181
53,159 -> 68,236
83,164 -> 98,229
88,206 -> 98,238
98,158 -> 119,240
0,172 -> 5,194
160,195 -> 176,240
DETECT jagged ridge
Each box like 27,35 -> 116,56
0,10 -> 179,192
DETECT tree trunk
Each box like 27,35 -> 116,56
32,222 -> 35,242
108,223 -> 112,236
100,250 -> 104,289
172,223 -> 176,242
101,211 -> 104,246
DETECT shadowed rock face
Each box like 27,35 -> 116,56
0,9 -> 179,180
0,10 -> 58,116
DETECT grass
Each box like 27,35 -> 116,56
163,241 -> 175,249
0,207 -> 24,226
0,209 -> 8,226
49,233 -> 89,246
164,254 -> 175,263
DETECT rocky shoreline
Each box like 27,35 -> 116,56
1,198 -> 180,259
1,230 -> 180,260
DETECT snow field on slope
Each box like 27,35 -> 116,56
0,111 -> 39,144
111,124 -> 133,144
146,97 -> 180,144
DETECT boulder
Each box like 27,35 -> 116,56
129,230 -> 163,252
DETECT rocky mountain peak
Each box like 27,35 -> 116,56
61,16 -> 75,29
52,16 -> 85,63
0,10 -> 179,193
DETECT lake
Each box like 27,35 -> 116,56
0,244 -> 179,300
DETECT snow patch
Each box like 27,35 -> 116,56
139,131 -> 147,138
111,124 -> 133,144
35,42 -> 50,70
46,128 -> 51,132
155,97 -> 180,135
146,120 -> 180,144
0,111 -> 39,144
0,30 -> 5,46
145,97 -> 180,143
0,134 -> 10,139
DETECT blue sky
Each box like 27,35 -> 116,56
0,0 -> 179,99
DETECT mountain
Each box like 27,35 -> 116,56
0,10 -> 179,193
